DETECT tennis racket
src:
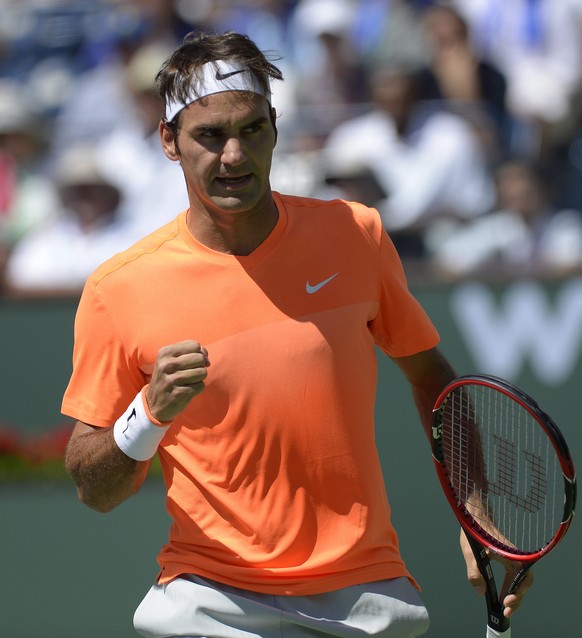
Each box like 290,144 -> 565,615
431,375 -> 576,637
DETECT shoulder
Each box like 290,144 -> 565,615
277,193 -> 382,229
276,192 -> 384,250
277,192 -> 377,217
88,214 -> 183,289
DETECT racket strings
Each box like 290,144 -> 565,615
441,386 -> 561,554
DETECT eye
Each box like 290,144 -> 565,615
198,127 -> 222,139
243,122 -> 261,134
242,118 -> 268,135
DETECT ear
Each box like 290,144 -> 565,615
270,106 -> 278,147
159,121 -> 180,162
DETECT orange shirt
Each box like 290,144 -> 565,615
62,193 -> 440,595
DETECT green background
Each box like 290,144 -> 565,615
1,280 -> 580,637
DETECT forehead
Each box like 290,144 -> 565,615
180,91 -> 271,128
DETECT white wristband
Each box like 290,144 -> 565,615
113,388 -> 171,461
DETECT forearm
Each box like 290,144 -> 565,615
64,342 -> 208,512
393,347 -> 457,440
65,423 -> 149,513
410,369 -> 454,440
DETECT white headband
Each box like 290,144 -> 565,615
165,59 -> 271,122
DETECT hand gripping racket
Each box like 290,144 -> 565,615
431,375 -> 576,637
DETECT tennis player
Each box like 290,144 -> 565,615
63,31 -> 532,638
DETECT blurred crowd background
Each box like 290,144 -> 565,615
3,0 -> 582,297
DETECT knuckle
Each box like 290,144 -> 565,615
157,343 -> 175,358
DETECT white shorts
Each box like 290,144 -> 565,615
133,575 -> 430,638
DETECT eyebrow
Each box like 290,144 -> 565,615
192,115 -> 270,134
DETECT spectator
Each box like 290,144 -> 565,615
415,2 -> 508,158
543,67 -> 582,214
351,0 -> 431,71
288,0 -> 369,135
0,2 -> 97,115
426,159 -> 582,277
269,0 -> 370,196
4,144 -> 137,295
94,42 -> 189,236
207,0 -> 294,55
321,62 -> 495,257
451,0 -> 582,155
48,1 -> 184,156
0,81 -> 58,290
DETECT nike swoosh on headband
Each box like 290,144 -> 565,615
215,69 -> 245,81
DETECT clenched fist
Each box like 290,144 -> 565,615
145,340 -> 211,422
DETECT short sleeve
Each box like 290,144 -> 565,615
61,278 -> 146,427
369,228 -> 440,357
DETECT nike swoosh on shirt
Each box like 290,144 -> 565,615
215,69 -> 245,81
306,272 -> 339,294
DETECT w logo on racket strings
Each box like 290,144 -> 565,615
488,435 -> 547,513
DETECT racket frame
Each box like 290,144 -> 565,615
432,375 -> 576,634
432,374 -> 576,564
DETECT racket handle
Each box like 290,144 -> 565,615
486,626 -> 511,638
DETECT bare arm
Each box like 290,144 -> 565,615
65,421 -> 149,512
65,339 -> 210,513
392,346 -> 457,440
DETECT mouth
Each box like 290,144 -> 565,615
215,174 -> 253,190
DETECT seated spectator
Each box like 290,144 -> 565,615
288,0 -> 369,135
93,41 -> 189,236
321,62 -> 494,257
49,3 -> 181,156
207,0 -> 293,56
350,0 -> 430,71
415,2 -> 508,158
426,159 -> 582,277
451,0 -> 582,156
0,82 -> 59,290
3,145 -> 138,296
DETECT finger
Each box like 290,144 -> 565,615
147,367 -> 208,420
501,569 -> 534,618
459,530 -> 486,595
157,348 -> 210,378
147,341 -> 212,421
494,554 -> 535,598
159,340 -> 209,360
173,350 -> 211,372
503,592 -> 526,618
466,561 -> 486,596
174,364 -> 209,387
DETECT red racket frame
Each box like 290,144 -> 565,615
432,375 -> 576,563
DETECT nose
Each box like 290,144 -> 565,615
221,137 -> 247,166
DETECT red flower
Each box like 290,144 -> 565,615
0,426 -> 22,455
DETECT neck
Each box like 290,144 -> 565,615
187,196 -> 279,256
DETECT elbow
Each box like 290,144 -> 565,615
66,458 -> 124,513
76,487 -> 119,513
64,435 -> 142,513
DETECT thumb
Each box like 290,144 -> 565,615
460,529 -> 486,595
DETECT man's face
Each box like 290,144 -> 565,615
161,92 -> 277,217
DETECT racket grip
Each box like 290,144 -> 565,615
486,626 -> 511,638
